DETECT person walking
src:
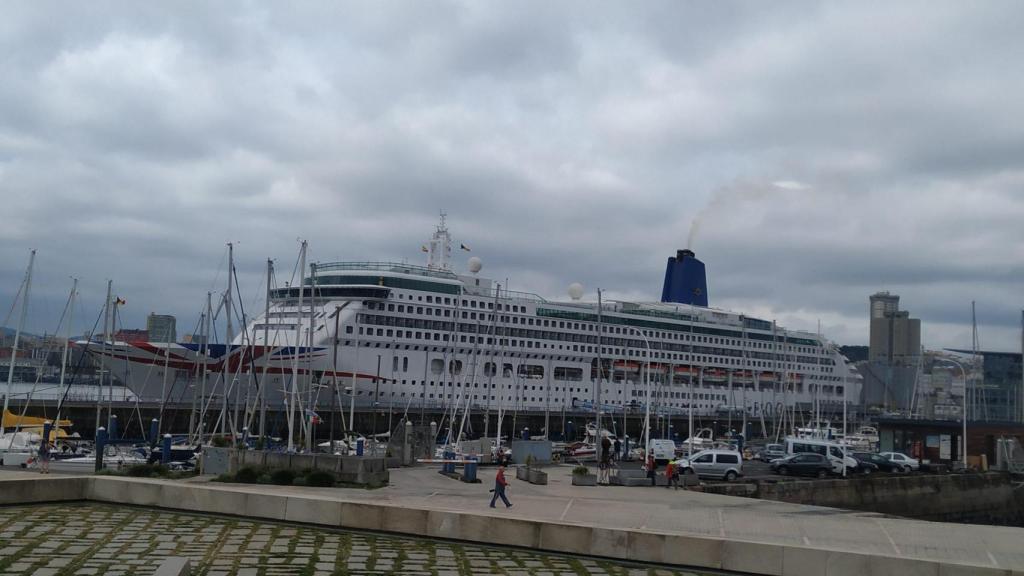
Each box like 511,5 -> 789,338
645,453 -> 657,486
613,437 -> 622,461
665,460 -> 679,490
598,433 -> 612,485
490,465 -> 512,508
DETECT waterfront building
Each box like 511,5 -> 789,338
146,314 -> 176,343
861,292 -> 922,413
945,349 -> 1023,423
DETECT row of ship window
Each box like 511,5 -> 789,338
351,315 -> 836,370
366,298 -> 824,356
348,339 -> 847,385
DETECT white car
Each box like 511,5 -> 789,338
878,452 -> 920,472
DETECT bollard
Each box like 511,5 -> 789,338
149,419 -> 159,447
356,437 -> 364,457
463,455 -> 478,483
42,420 -> 52,445
242,427 -> 249,449
41,421 -> 52,470
161,434 -> 172,464
94,427 -> 107,472
403,420 -> 413,466
108,414 -> 119,441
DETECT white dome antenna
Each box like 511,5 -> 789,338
467,256 -> 483,274
568,282 -> 584,300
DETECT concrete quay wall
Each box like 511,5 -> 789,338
708,473 -> 1024,525
0,475 -> 1018,576
201,447 -> 390,486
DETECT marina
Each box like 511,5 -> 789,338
3,3 -> 1024,574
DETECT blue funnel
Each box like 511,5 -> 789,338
660,249 -> 708,306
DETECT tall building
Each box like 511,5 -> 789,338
860,292 -> 922,413
869,292 -> 921,363
146,314 -> 176,343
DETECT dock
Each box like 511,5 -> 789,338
2,465 -> 1022,575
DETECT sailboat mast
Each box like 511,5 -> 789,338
222,242 -> 234,437
288,241 -> 306,451
158,314 -> 172,438
201,293 -> 212,444
96,279 -> 112,432
483,283 -> 500,442
596,288 -> 603,436
54,278 -> 77,424
4,250 -> 35,428
306,262 -> 317,452
260,259 -> 272,439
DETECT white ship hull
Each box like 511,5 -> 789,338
82,220 -> 862,429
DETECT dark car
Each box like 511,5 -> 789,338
852,452 -> 901,473
770,453 -> 833,478
848,455 -> 880,475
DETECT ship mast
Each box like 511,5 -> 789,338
426,212 -> 452,271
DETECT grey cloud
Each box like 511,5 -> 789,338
1,1 -> 1022,353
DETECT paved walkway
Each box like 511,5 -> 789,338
357,465 -> 1023,571
3,465 -> 1024,572
0,502 -> 706,576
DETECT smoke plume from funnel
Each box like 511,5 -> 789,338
687,217 -> 701,250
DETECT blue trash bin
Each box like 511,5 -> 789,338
463,456 -> 478,483
443,450 -> 455,474
356,438 -> 365,456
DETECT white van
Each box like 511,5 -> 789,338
785,437 -> 857,473
647,439 -> 678,464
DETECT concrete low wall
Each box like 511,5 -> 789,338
707,472 -> 1024,525
0,475 -> 1016,576
0,476 -> 88,506
202,448 -> 389,486
511,440 -> 552,464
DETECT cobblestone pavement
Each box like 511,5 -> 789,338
0,504 -> 712,576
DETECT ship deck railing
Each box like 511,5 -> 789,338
314,261 -> 459,280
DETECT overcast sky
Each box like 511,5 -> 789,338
1,2 -> 1022,351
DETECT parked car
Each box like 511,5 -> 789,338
852,452 -> 902,473
770,453 -> 833,478
674,449 -> 744,481
878,452 -> 920,472
847,455 -> 880,474
758,443 -> 786,462
785,437 -> 858,473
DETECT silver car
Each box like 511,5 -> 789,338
674,449 -> 744,481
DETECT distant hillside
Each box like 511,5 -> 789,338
0,326 -> 42,340
839,345 -> 869,363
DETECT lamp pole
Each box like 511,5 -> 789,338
937,357 -> 968,468
623,326 -> 651,455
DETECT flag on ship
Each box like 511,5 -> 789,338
421,245 -> 429,253
115,297 -> 126,305
306,409 -> 321,424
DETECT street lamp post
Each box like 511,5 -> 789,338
940,357 -> 969,469
623,326 -> 652,455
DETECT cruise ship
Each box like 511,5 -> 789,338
84,217 -> 862,427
